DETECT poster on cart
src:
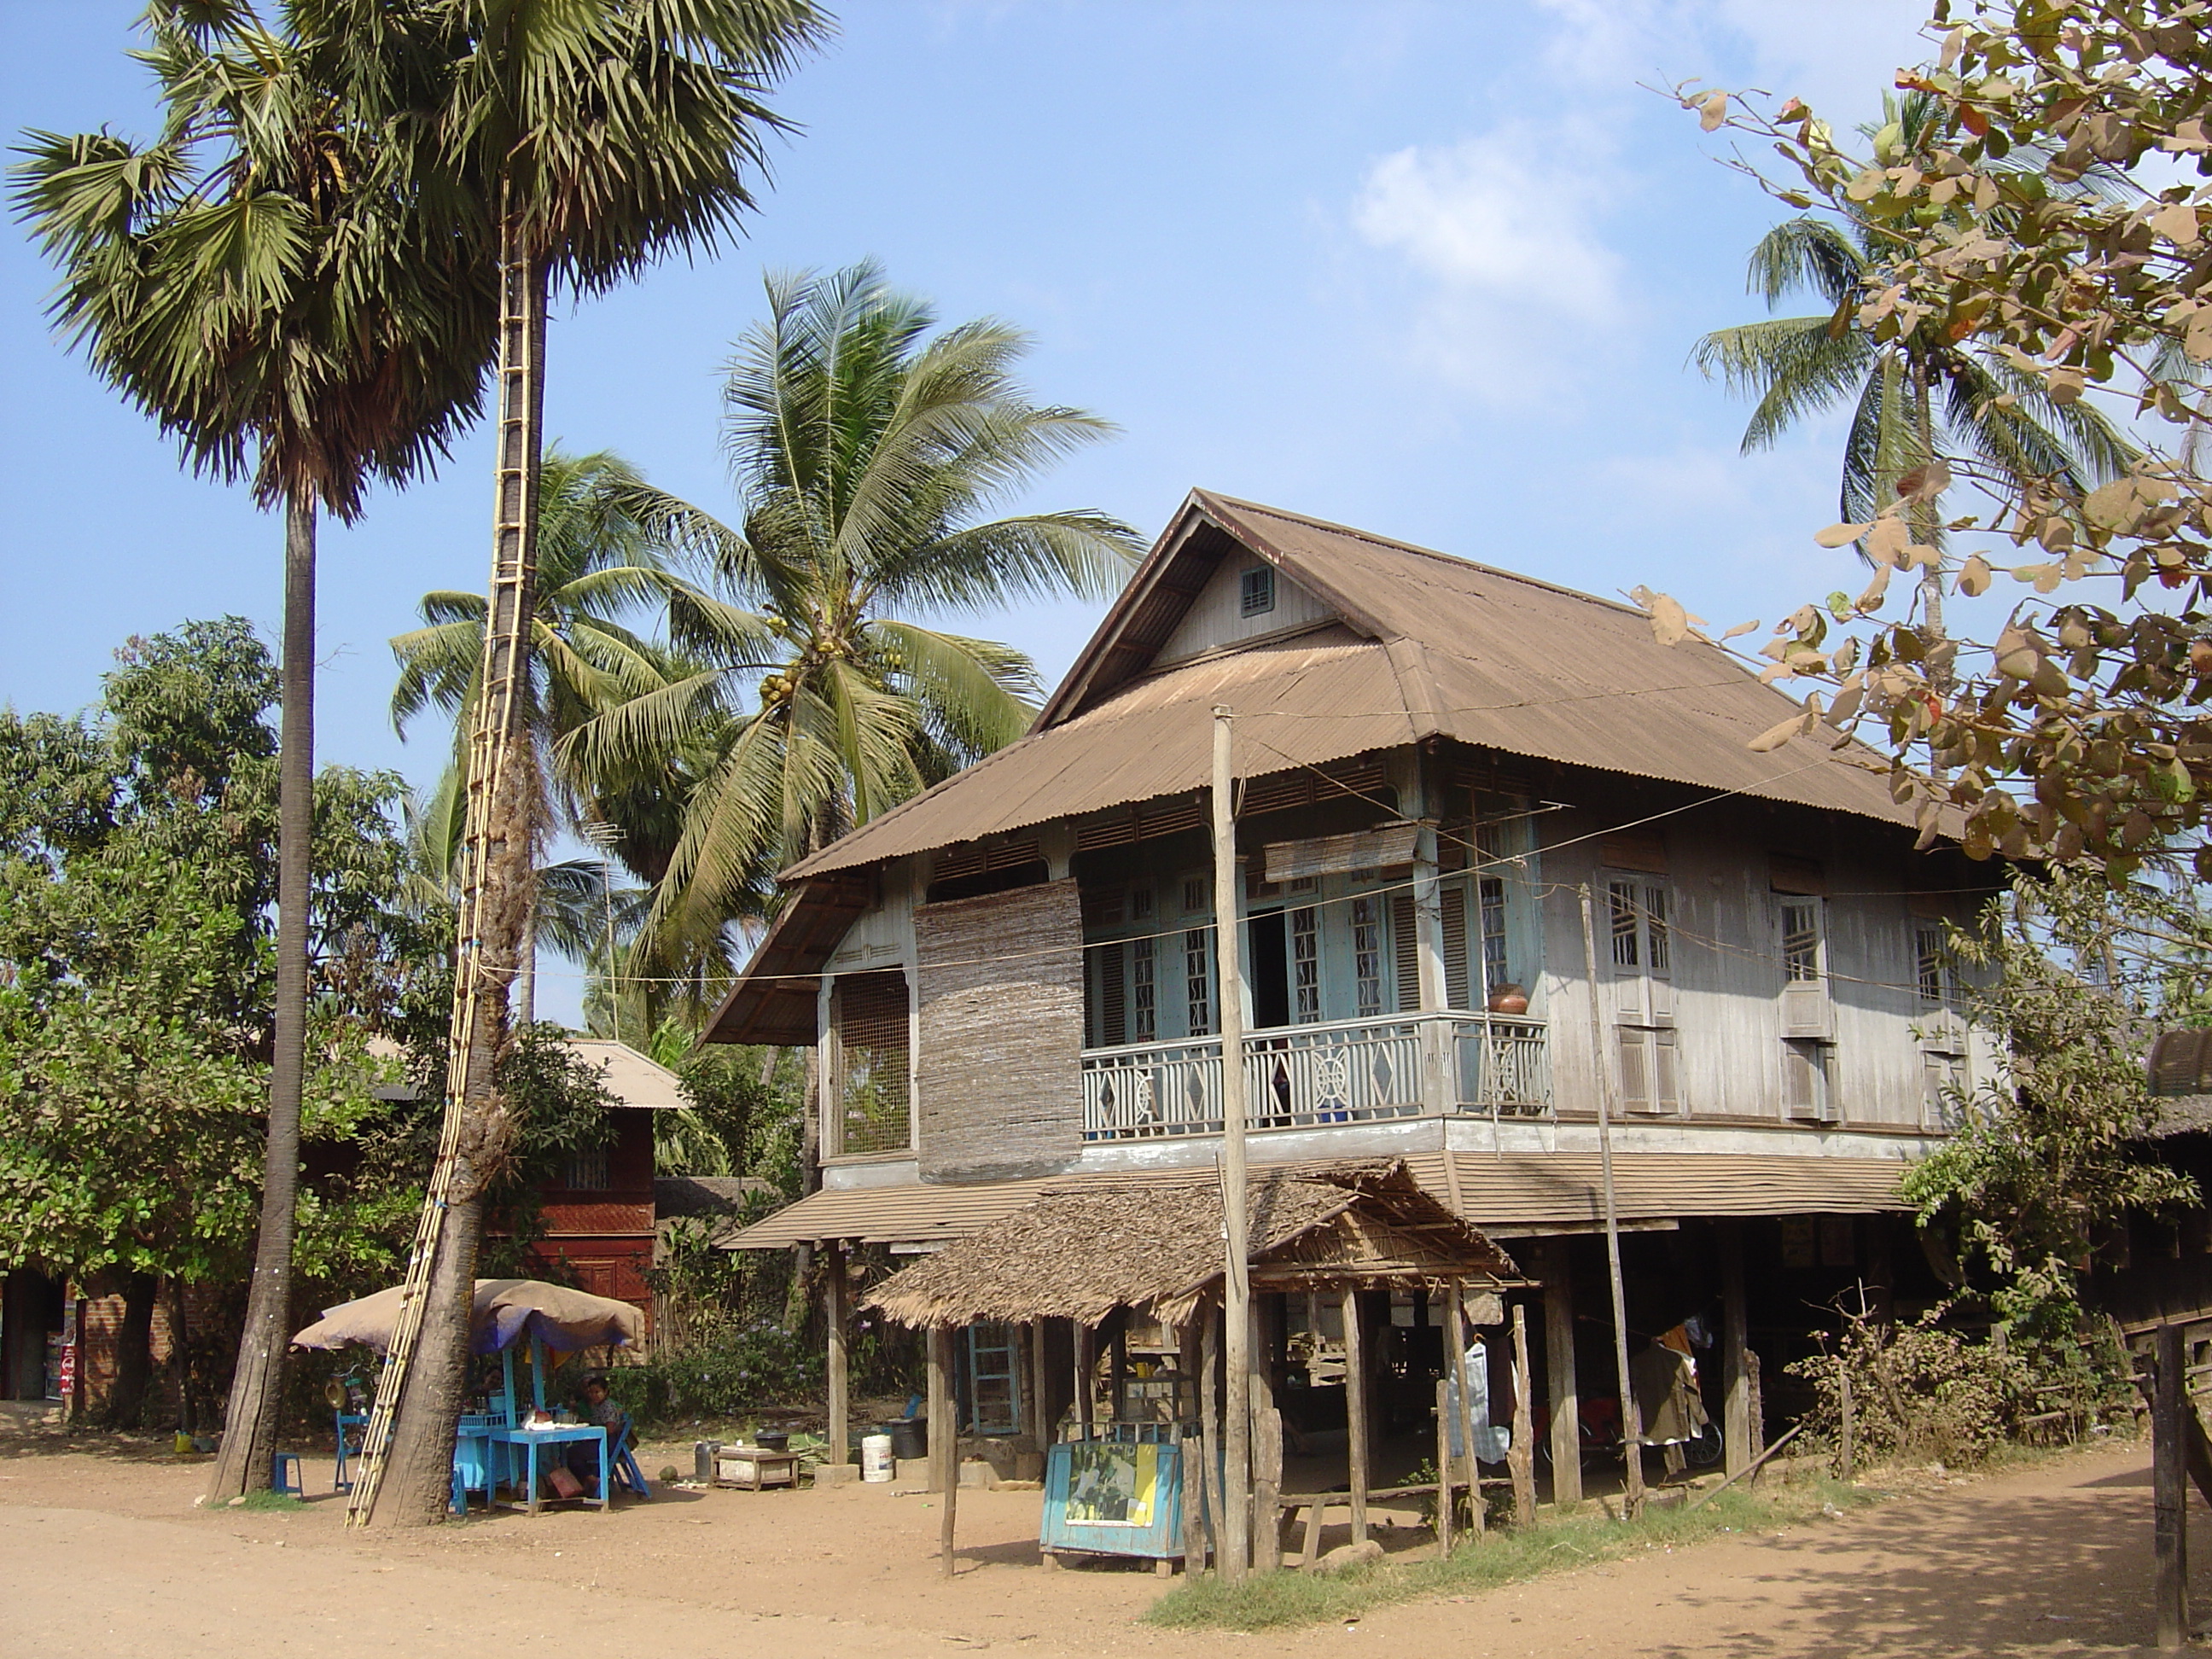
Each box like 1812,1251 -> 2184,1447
1040,1440 -> 1185,1559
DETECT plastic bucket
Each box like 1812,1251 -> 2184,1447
889,1418 -> 928,1462
860,1434 -> 895,1483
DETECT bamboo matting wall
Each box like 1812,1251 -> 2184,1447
915,878 -> 1086,1182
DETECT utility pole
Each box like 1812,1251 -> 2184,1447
1579,883 -> 1645,1519
1213,705 -> 1252,1579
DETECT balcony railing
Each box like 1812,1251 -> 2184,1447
1080,1011 -> 1551,1142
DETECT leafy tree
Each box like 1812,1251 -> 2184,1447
0,620 -> 425,1424
1662,3 -> 2212,879
1693,93 -> 2134,637
1905,869 -> 2205,1344
567,260 -> 1146,954
12,1 -> 488,1495
381,0 -> 829,1527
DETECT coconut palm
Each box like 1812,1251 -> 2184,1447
390,445 -> 718,1018
1693,94 -> 2133,636
376,0 -> 827,1528
12,0 -> 488,1501
563,261 -> 1148,948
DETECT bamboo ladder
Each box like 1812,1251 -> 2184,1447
344,211 -> 544,1526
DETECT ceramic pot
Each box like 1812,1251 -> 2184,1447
1487,984 -> 1529,1016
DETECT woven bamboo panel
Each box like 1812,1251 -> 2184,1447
915,878 -> 1086,1183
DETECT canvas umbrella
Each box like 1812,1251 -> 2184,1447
293,1278 -> 642,1355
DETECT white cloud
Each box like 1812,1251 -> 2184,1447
1349,123 -> 1624,405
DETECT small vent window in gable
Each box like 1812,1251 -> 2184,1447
1240,565 -> 1276,616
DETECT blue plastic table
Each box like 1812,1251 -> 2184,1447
491,1425 -> 609,1514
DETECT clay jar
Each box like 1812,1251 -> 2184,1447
1486,982 -> 1529,1016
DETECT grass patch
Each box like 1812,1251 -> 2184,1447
227,1488 -> 307,1512
1145,1476 -> 1880,1632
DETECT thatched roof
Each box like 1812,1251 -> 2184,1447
864,1159 -> 1521,1330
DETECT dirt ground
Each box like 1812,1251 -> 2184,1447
4,1429 -> 2211,1656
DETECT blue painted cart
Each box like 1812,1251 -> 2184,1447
1040,1436 -> 1189,1568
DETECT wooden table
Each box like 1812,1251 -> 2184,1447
713,1446 -> 801,1490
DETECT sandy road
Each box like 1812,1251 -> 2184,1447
2,1434 -> 2205,1656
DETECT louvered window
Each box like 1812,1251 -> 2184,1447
1391,892 -> 1420,1013
1185,928 -> 1214,1036
1352,897 -> 1384,1018
833,970 -> 911,1155
1132,935 -> 1157,1041
1441,882 -> 1471,1010
1778,899 -> 1834,1039
1480,876 -> 1510,996
1090,942 -> 1128,1048
1291,907 -> 1321,1023
1607,876 -> 1678,1111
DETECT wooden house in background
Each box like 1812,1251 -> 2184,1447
707,491 -> 2000,1491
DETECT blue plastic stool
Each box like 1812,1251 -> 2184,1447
271,1452 -> 304,1497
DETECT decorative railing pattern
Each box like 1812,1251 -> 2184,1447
1080,1012 -> 1550,1141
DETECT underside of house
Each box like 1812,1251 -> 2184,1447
705,490 -> 2000,1525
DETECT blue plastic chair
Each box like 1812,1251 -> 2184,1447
609,1421 -> 651,1500
271,1451 -> 303,1497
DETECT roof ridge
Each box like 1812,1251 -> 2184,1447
1198,491 -> 1654,621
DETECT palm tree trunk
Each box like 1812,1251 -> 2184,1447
1909,354 -> 1947,644
207,490 -> 315,1500
370,198 -> 546,1526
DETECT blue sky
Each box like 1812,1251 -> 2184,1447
0,0 -> 1938,1019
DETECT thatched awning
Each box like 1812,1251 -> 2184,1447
864,1160 -> 1522,1330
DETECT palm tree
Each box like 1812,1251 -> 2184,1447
373,0 -> 828,1528
390,445 -> 711,1020
12,1 -> 488,1501
1693,94 -> 2133,637
565,261 -> 1147,954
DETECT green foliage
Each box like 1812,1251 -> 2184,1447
1902,870 -> 2203,1321
0,620 -> 442,1297
598,1317 -> 820,1427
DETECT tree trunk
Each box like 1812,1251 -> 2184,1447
381,1197 -> 485,1524
1909,354 -> 1947,644
370,205 -> 545,1527
168,1278 -> 198,1435
207,491 -> 315,1500
104,1272 -> 160,1429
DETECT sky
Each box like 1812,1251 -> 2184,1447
0,0 -> 1943,1021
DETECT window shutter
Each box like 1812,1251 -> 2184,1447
1391,893 -> 1421,1013
1644,884 -> 1674,1023
1099,942 -> 1126,1048
1653,1027 -> 1680,1111
1617,1026 -> 1652,1111
1783,1040 -> 1833,1123
1607,881 -> 1644,1022
1779,899 -> 1833,1038
1441,883 -> 1470,1010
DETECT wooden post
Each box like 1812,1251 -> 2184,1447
928,1324 -> 957,1578
1342,1289 -> 1370,1544
1076,1324 -> 1095,1439
1720,1221 -> 1755,1482
1200,1301 -> 1225,1569
1212,705 -> 1254,1583
1509,1303 -> 1537,1527
1540,1238 -> 1581,1505
1180,1318 -> 1207,1572
1435,1377 -> 1454,1556
2156,1324 -> 2190,1650
1111,1324 -> 1129,1425
1028,1318 -> 1051,1449
1250,1301 -> 1282,1571
1447,1281 -> 1482,1535
1579,884 -> 1645,1521
824,1240 -> 849,1468
1837,1364 -> 1854,1482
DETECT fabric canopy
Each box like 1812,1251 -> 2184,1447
291,1278 -> 643,1356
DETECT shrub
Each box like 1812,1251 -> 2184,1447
602,1319 -> 820,1427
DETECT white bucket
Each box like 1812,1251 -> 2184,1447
860,1433 -> 895,1483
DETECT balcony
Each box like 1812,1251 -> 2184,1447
1080,1011 -> 1550,1142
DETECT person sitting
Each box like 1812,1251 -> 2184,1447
565,1373 -> 630,1499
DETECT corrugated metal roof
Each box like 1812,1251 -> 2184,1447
783,490 -> 1908,882
720,1150 -> 1912,1249
565,1038 -> 687,1110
